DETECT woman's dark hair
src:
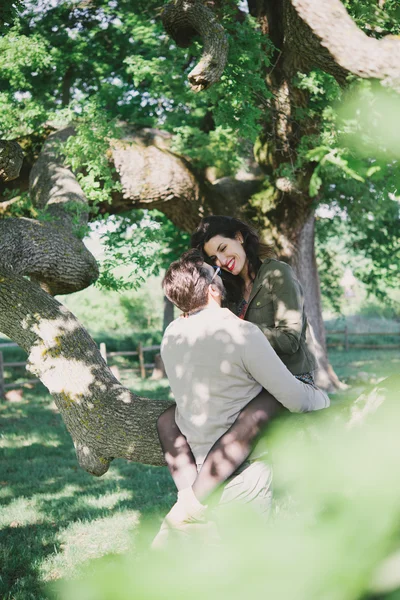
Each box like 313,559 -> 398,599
191,216 -> 274,306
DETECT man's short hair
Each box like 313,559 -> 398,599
162,249 -> 214,313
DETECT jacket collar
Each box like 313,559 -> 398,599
246,260 -> 271,306
247,280 -> 263,307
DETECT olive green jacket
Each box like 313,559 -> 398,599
244,259 -> 317,376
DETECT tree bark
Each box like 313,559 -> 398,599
161,0 -> 229,92
0,218 -> 98,295
289,0 -> 400,90
291,211 -> 346,391
0,140 -> 24,182
0,127 -> 99,295
0,269 -> 171,474
245,0 -> 344,389
107,127 -> 262,230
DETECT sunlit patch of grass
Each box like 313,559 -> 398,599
0,497 -> 44,528
118,370 -> 173,401
1,433 -> 62,449
40,511 -> 140,583
83,490 -> 133,510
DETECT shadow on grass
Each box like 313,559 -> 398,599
0,386 -> 175,600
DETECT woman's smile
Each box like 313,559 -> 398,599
203,234 -> 248,279
225,258 -> 235,272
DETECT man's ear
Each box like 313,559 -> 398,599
208,284 -> 221,299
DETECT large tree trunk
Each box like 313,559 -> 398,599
245,0 -> 344,390
291,212 -> 345,390
0,269 -> 171,474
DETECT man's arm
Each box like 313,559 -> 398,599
243,325 -> 329,413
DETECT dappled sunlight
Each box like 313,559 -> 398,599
0,497 -> 45,529
27,313 -> 98,401
81,490 -> 133,510
114,387 -> 133,404
0,433 -> 62,449
40,510 -> 141,583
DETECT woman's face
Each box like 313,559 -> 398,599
203,234 -> 248,279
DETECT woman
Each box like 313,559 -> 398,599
192,216 -> 317,380
156,216 -> 318,512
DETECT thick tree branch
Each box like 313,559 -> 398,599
0,140 -> 24,182
109,127 -> 262,231
161,0 -> 229,91
289,0 -> 400,91
0,269 -> 171,473
0,127 -> 99,295
0,218 -> 98,295
30,127 -> 89,228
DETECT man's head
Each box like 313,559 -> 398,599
163,249 -> 225,313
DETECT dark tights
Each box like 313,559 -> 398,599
156,389 -> 283,503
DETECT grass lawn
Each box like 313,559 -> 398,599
0,377 -> 174,600
327,347 -> 399,385
0,348 -> 397,599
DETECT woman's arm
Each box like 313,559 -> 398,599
254,262 -> 305,356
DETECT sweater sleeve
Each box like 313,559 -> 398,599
260,264 -> 304,356
242,325 -> 329,413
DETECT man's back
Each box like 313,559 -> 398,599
161,307 -> 264,464
162,305 -> 329,466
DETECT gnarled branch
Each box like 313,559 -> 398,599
161,0 -> 229,92
290,0 -> 400,91
0,218 -> 98,295
0,140 -> 24,182
0,127 -> 99,295
0,269 -> 170,474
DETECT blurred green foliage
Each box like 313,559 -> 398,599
54,376 -> 400,600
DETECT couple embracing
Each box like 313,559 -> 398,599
152,216 -> 329,547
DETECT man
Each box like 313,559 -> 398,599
153,250 -> 329,545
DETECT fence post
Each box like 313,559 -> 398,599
0,351 -> 4,399
100,342 -> 107,364
138,342 -> 146,379
344,326 -> 349,352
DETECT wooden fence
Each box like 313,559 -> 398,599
0,342 -> 161,398
326,328 -> 400,351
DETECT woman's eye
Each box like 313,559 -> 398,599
221,246 -> 226,252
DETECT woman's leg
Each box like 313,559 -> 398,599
156,405 -> 198,490
193,390 -> 282,501
157,390 -> 283,500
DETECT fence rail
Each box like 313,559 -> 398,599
326,328 -> 400,351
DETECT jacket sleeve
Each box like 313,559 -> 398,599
259,264 -> 304,356
242,325 -> 329,413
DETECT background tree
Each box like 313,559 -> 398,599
0,0 -> 399,474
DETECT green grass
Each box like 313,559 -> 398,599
328,348 -> 399,385
0,376 -> 174,600
0,347 -> 397,599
